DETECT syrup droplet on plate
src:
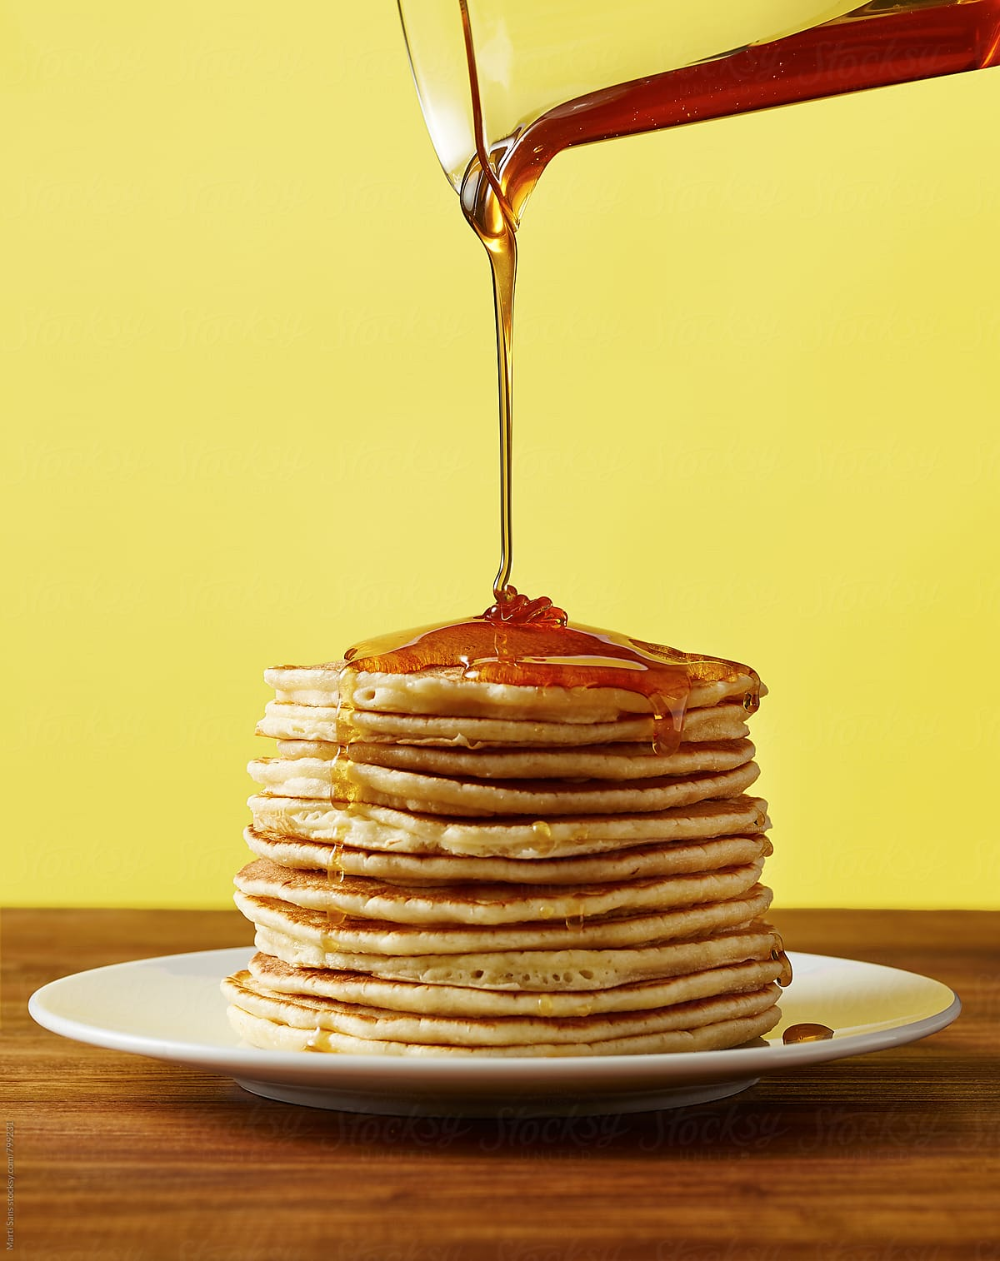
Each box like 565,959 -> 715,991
782,1023 -> 835,1044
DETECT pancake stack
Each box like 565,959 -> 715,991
223,653 -> 785,1055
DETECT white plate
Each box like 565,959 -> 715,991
28,948 -> 959,1116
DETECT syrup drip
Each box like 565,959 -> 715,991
334,669 -> 351,747
782,1023 -> 835,1044
322,680 -> 367,871
537,995 -> 556,1017
322,743 -> 349,934
328,836 -> 346,883
330,677 -> 363,806
325,906 -> 346,931
530,820 -> 556,857
564,903 -> 586,932
771,946 -> 795,989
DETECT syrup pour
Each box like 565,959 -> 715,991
782,1022 -> 835,1044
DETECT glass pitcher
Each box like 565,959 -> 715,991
399,0 -> 1000,227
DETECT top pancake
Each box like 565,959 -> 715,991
265,662 -> 760,723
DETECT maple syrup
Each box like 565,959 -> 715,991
782,1022 -> 835,1043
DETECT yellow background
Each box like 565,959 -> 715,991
4,3 -> 998,909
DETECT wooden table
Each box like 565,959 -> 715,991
5,908 -> 999,1260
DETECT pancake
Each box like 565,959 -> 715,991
224,969 -> 780,1048
233,855 -> 766,925
226,992 -> 782,1056
246,793 -> 770,857
276,737 -> 755,781
243,825 -> 772,884
248,755 -> 760,816
247,950 -> 784,1017
234,883 -> 774,957
252,919 -> 781,990
264,663 -> 759,721
257,698 -> 750,747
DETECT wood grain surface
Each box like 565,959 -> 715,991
4,908 -> 999,1261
